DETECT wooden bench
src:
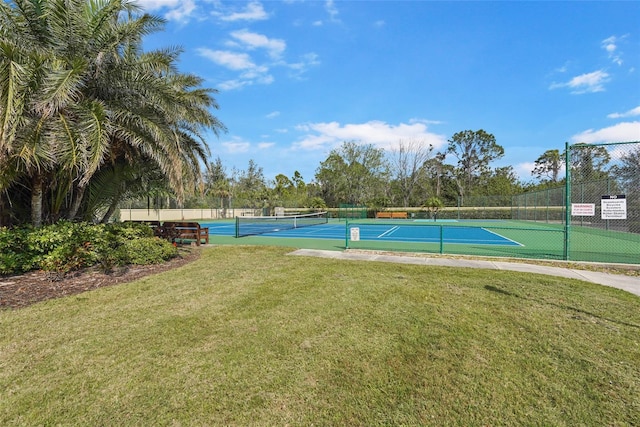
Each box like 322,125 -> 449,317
375,212 -> 408,219
161,222 -> 209,246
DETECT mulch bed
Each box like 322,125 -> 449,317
0,248 -> 200,310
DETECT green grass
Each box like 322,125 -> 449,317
2,246 -> 639,425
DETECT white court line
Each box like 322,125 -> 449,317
378,225 -> 399,238
481,227 -> 524,246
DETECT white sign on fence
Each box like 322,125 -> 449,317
571,203 -> 595,217
601,195 -> 627,220
350,227 -> 360,242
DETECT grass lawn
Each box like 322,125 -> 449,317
1,246 -> 639,425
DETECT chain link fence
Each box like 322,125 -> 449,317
512,141 -> 639,263
346,141 -> 638,264
564,141 -> 639,263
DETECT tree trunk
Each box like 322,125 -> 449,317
31,173 -> 44,227
0,194 -> 8,227
67,183 -> 87,221
100,200 -> 119,224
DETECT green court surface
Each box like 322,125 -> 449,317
200,218 -> 640,265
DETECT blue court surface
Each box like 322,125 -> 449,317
201,221 -> 522,246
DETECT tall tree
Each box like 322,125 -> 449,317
389,139 -> 434,207
273,173 -> 294,205
290,170 -> 308,206
532,149 -> 564,183
570,144 -> 611,182
235,159 -> 267,208
315,141 -> 389,207
477,166 -> 522,202
314,152 -> 348,206
613,145 -> 640,197
446,129 -> 504,204
204,157 -> 231,208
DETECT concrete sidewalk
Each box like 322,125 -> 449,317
288,249 -> 640,297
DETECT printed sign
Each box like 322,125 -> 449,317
571,203 -> 595,216
601,195 -> 627,220
350,227 -> 360,242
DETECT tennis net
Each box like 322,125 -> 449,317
235,212 -> 328,237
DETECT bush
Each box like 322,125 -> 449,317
0,227 -> 34,274
93,222 -> 166,270
0,221 -> 178,276
119,237 -> 178,265
35,222 -> 100,274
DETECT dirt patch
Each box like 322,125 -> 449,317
0,248 -> 200,310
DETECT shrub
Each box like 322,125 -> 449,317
0,227 -> 34,274
93,222 -> 160,270
120,237 -> 178,265
36,222 -> 100,274
0,221 -> 177,276
105,222 -> 155,240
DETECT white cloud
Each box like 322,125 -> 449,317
221,138 -> 252,154
239,65 -> 270,78
217,79 -> 250,91
266,111 -> 280,119
219,138 -> 274,155
293,120 -> 446,152
164,0 -> 196,22
518,162 -> 537,178
196,47 -> 275,90
554,62 -> 570,73
198,23 -> 317,89
134,0 -> 180,11
240,70 -> 273,85
325,0 -> 339,22
230,30 -> 286,59
549,70 -> 610,94
286,52 -> 320,77
601,35 -> 626,66
196,48 -> 255,70
571,121 -> 640,144
607,106 -> 640,119
219,1 -> 268,22
410,118 -> 444,126
135,0 -> 196,22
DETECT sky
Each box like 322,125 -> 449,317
137,0 -> 640,184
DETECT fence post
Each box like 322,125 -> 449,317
345,219 -> 350,249
564,141 -> 571,261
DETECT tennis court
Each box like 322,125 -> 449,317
200,215 -> 639,264
203,220 -> 521,245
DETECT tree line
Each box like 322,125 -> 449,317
185,134 -> 638,214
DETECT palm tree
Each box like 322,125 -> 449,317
0,0 -> 226,226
